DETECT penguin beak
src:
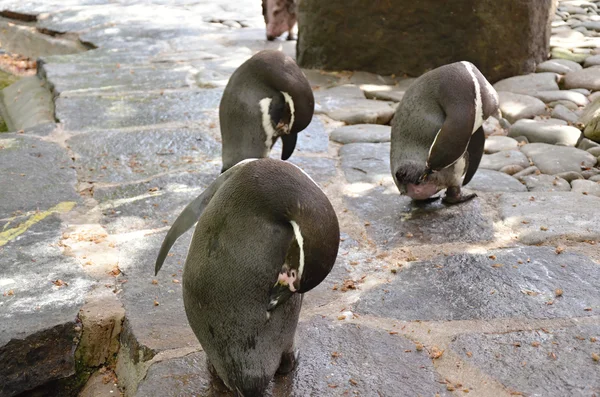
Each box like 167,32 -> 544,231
281,134 -> 297,160
267,283 -> 294,311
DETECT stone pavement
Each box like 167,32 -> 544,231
0,0 -> 599,396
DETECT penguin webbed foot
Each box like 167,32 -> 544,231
442,186 -> 477,205
411,196 -> 441,205
276,349 -> 299,375
207,359 -> 229,393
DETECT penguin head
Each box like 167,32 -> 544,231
219,51 -> 314,173
393,161 -> 440,200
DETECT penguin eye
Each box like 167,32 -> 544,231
290,269 -> 296,278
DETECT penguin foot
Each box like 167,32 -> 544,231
442,187 -> 477,205
412,196 -> 441,205
276,349 -> 299,375
207,360 -> 229,393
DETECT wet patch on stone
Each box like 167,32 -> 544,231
451,325 -> 600,396
500,192 -> 600,244
345,186 -> 493,247
56,89 -> 222,131
355,247 -> 600,321
67,126 -> 220,185
94,170 -> 217,234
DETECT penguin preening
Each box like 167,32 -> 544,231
219,50 -> 314,173
390,61 -> 500,204
155,158 -> 340,396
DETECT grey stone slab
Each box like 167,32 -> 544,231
314,85 -> 396,125
355,247 -> 600,321
493,73 -> 560,94
136,318 -> 449,397
499,192 -> 600,244
468,169 -> 528,192
521,174 -> 572,191
451,325 -> 600,397
94,170 -> 217,234
340,142 -> 391,185
0,134 -> 80,218
344,186 -> 494,247
42,62 -> 197,95
118,232 -> 198,354
2,76 -> 55,131
286,156 -> 337,187
480,150 -> 530,171
498,91 -> 547,124
67,126 -> 220,185
508,119 -> 582,146
521,143 -> 597,174
56,89 -> 223,131
330,124 -> 391,144
484,135 -> 519,153
0,225 -> 94,396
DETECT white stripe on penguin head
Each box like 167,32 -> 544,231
281,91 -> 295,131
461,61 -> 483,134
259,97 -> 276,153
289,220 -> 305,278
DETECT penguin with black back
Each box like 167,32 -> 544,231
390,61 -> 499,204
219,50 -> 314,173
154,158 -> 340,396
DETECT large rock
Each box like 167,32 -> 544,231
498,92 -> 547,123
521,143 -> 597,174
297,0 -> 555,83
468,169 -> 528,192
579,97 -> 600,141
508,119 -> 582,146
493,73 -> 559,94
563,67 -> 600,90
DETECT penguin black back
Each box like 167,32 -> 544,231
155,158 -> 339,396
219,50 -> 314,173
390,61 -> 499,204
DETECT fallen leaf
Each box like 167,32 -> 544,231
349,379 -> 358,386
491,263 -> 504,268
429,346 -> 444,359
555,289 -> 563,297
592,353 -> 599,362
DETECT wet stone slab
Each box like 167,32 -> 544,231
499,192 -> 600,244
0,134 -> 80,218
344,186 -> 494,247
136,318 -> 449,397
286,156 -> 337,188
451,325 -> 600,396
56,89 -> 223,131
42,62 -> 197,95
117,232 -> 198,354
354,247 -> 600,321
94,170 -> 218,234
67,126 -> 221,185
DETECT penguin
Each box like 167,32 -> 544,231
219,50 -> 314,173
390,61 -> 500,205
154,158 -> 340,396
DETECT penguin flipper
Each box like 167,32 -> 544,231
280,133 -> 297,160
426,114 -> 474,173
462,126 -> 485,186
154,159 -> 256,275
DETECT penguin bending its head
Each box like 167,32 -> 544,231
155,158 -> 339,396
219,50 -> 314,173
390,61 -> 499,205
